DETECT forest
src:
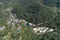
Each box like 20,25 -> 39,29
0,0 -> 60,40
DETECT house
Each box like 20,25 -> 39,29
0,3 -> 3,4
47,29 -> 54,32
33,27 -> 54,34
29,23 -> 33,26
29,23 -> 36,27
33,28 -> 38,33
0,26 -> 5,31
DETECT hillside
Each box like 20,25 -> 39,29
0,0 -> 60,40
12,0 -> 60,26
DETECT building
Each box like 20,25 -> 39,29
33,27 -> 54,34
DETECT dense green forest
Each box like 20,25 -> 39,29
0,0 -> 60,40
12,0 -> 60,27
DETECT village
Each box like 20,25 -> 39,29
0,0 -> 60,40
0,3 -> 54,34
0,13 -> 54,35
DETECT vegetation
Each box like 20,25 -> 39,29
0,0 -> 60,40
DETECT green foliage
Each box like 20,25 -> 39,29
0,25 -> 20,40
41,0 -> 60,7
12,0 -> 54,24
0,13 -> 7,26
0,0 -> 60,40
